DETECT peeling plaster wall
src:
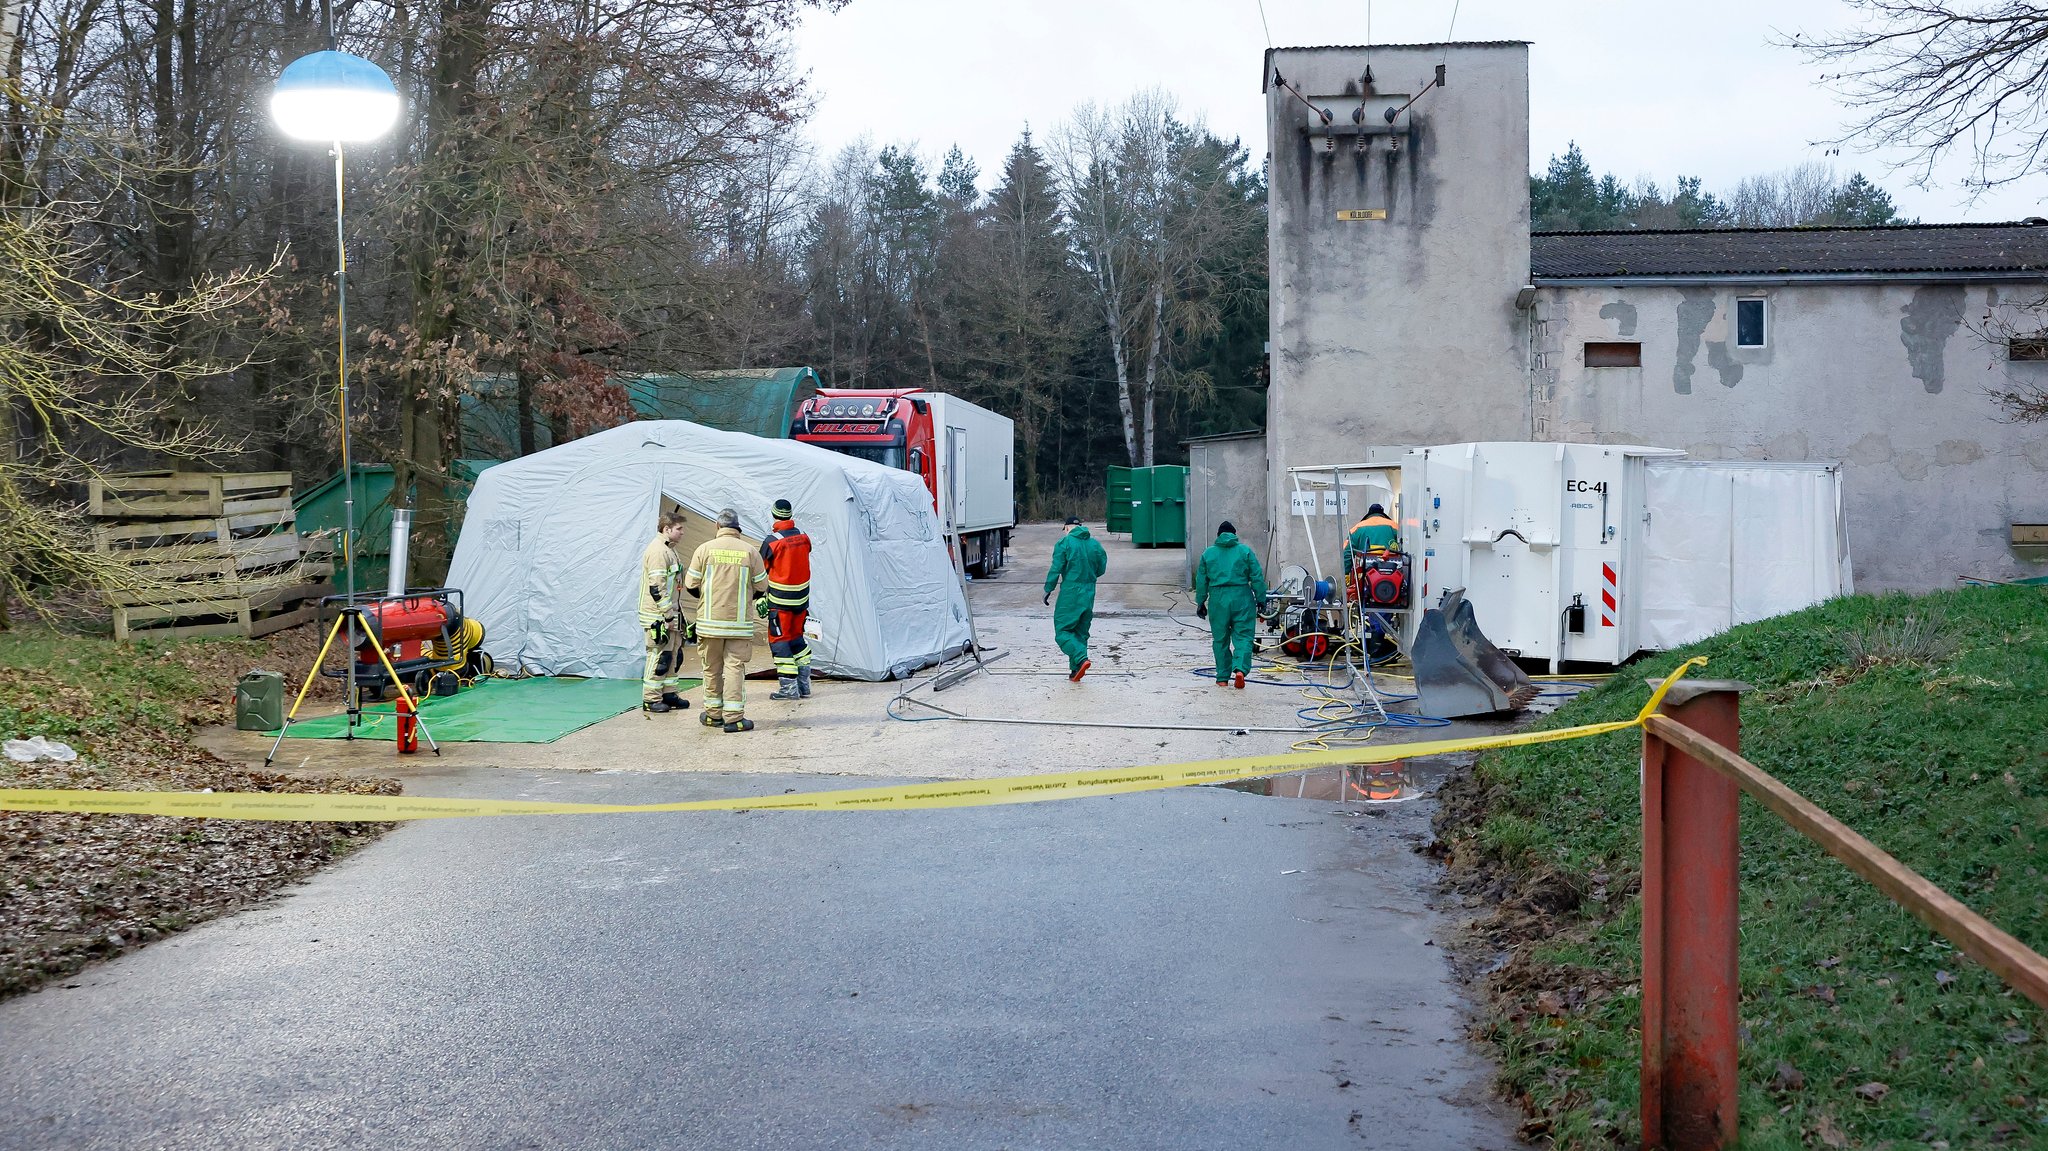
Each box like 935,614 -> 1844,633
1537,283 -> 2048,588
1263,44 -> 1530,530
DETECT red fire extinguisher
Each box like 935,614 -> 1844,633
395,693 -> 419,755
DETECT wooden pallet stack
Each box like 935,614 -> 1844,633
90,470 -> 335,640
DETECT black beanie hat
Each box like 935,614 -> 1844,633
1218,520 -> 1236,535
772,499 -> 793,519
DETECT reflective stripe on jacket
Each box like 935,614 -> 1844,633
685,527 -> 769,639
760,520 -> 812,612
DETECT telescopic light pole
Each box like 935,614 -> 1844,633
272,21 -> 400,725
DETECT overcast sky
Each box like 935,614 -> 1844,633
791,0 -> 2048,222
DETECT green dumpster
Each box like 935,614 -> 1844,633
1149,465 -> 1187,547
296,463 -> 495,592
1128,467 -> 1156,545
1122,465 -> 1188,548
1106,466 -> 1134,534
294,464 -> 396,592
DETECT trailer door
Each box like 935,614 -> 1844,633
945,425 -> 969,530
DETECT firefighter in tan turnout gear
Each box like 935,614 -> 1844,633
685,508 -> 770,732
639,512 -> 691,715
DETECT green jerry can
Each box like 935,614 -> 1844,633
235,670 -> 285,731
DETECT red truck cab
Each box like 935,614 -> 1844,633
791,387 -> 1016,576
790,388 -> 938,501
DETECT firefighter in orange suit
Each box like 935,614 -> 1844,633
684,508 -> 770,733
762,498 -> 814,701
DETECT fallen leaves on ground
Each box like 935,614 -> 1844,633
2,624 -> 391,999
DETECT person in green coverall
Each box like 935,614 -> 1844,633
1044,516 -> 1108,681
1195,520 -> 1265,689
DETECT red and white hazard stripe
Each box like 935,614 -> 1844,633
1600,563 -> 1618,628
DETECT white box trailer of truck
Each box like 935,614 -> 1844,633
926,394 -> 1015,535
1286,442 -> 1853,667
925,393 -> 1016,574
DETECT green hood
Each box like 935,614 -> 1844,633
1068,524 -> 1092,539
1213,532 -> 1239,547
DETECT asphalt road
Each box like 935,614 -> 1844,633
0,767 -> 1516,1150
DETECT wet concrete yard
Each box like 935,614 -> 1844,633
3,524 -> 1525,1149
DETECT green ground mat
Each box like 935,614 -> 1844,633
281,675 -> 695,744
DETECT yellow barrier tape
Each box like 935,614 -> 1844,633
0,658 -> 1709,822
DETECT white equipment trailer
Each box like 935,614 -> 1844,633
1288,442 -> 1853,669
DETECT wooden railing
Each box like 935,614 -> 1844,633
1637,680 -> 2048,1150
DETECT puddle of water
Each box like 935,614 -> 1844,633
1221,762 -> 1425,804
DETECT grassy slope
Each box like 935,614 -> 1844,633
0,629 -> 249,743
1442,586 -> 2046,1148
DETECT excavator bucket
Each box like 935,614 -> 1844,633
1410,588 -> 1539,718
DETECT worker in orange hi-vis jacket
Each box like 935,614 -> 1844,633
684,508 -> 769,733
761,498 -> 814,701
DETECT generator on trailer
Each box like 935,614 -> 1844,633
1285,442 -> 1852,688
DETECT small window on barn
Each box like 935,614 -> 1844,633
1584,341 -> 1642,368
1736,298 -> 1767,347
2007,335 -> 2048,361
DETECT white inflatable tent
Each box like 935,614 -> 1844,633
447,420 -> 973,681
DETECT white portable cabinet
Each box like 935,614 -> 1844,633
1404,442 -> 1679,666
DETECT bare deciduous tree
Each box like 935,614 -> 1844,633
0,120 -> 275,626
1789,1 -> 2048,192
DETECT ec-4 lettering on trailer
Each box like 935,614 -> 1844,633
1564,480 -> 1609,494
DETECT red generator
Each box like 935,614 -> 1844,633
1357,553 -> 1412,608
326,589 -> 484,699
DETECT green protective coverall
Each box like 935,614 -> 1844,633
1195,531 -> 1265,681
1044,524 -> 1108,675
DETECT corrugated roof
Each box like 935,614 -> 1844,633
1531,222 -> 2048,280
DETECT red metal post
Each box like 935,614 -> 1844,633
1640,679 -> 1749,1150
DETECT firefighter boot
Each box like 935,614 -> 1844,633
796,665 -> 813,698
768,677 -> 801,701
723,716 -> 756,734
660,691 -> 691,711
701,709 -> 724,728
